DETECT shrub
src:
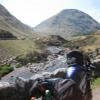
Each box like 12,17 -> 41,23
26,50 -> 49,63
16,63 -> 23,68
15,56 -> 29,65
0,64 -> 14,77
15,50 -> 50,65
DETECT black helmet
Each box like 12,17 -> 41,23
67,50 -> 84,66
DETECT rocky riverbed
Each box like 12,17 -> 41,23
0,46 -> 67,82
0,46 -> 100,100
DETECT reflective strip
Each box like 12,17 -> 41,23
67,67 -> 76,77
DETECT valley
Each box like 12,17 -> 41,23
0,3 -> 100,100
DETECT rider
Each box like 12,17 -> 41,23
66,46 -> 94,81
66,48 -> 94,100
66,49 -> 84,83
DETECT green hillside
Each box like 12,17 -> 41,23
71,34 -> 100,52
63,30 -> 100,52
0,40 -> 39,61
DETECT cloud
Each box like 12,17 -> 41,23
97,18 -> 100,23
1,0 -> 72,26
1,0 -> 100,26
84,8 -> 100,22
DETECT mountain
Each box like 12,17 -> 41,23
0,4 -> 40,62
34,9 -> 100,39
0,4 -> 36,39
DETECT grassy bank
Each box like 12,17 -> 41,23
0,40 -> 39,55
0,40 -> 41,63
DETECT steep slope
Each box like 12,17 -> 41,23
0,4 -> 40,62
0,4 -> 36,39
34,9 -> 100,39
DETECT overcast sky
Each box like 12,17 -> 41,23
0,0 -> 100,27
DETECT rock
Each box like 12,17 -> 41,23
30,67 -> 67,80
0,82 -> 10,88
51,68 -> 66,78
94,59 -> 100,63
0,83 -> 26,100
0,51 -> 67,100
30,72 -> 51,81
15,77 -> 27,88
47,46 -> 63,54
45,55 -> 67,72
0,77 -> 32,100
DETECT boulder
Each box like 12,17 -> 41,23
0,78 -> 30,100
51,68 -> 66,78
0,67 -> 67,100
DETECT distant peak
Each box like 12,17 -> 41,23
60,9 -> 85,14
34,9 -> 100,39
61,9 -> 80,12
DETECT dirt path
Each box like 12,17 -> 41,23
93,87 -> 100,100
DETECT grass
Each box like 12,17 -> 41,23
62,31 -> 100,53
0,39 -> 42,76
0,40 -> 40,57
82,34 -> 100,52
93,78 -> 100,86
16,63 -> 23,68
64,34 -> 100,52
92,78 -> 100,89
0,64 -> 14,77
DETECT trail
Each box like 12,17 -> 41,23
93,87 -> 100,100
